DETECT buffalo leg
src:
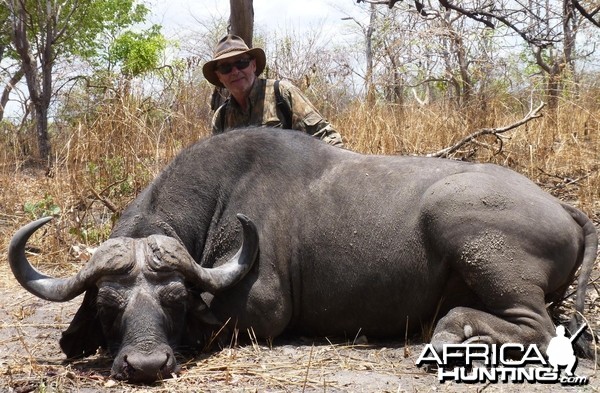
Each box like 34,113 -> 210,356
430,240 -> 570,353
422,172 -> 582,352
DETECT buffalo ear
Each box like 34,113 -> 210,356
59,287 -> 106,359
183,292 -> 229,351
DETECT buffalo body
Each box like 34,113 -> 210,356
9,128 -> 597,383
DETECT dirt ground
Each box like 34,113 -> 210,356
1,260 -> 599,393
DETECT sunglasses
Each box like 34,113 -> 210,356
216,58 -> 252,74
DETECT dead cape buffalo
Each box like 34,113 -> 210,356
9,128 -> 597,383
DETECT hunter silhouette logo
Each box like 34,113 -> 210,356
416,324 -> 589,385
546,323 -> 588,378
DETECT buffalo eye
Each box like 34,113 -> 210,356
158,281 -> 188,309
96,286 -> 126,339
97,286 -> 126,310
157,282 -> 188,342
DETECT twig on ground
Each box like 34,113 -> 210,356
302,344 -> 314,393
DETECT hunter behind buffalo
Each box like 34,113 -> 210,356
202,34 -> 344,147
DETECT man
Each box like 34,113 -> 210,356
202,34 -> 343,147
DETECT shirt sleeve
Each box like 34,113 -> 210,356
279,80 -> 344,147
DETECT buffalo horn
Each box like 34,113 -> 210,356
8,217 -> 94,302
190,213 -> 259,292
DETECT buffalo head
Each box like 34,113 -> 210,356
8,214 -> 258,383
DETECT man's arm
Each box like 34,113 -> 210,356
280,80 -> 344,147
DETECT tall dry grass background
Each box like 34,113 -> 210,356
0,77 -> 598,391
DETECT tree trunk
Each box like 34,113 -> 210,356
365,3 -> 376,106
10,0 -> 52,161
440,10 -> 472,108
562,0 -> 578,97
534,47 -> 563,110
229,0 -> 254,47
34,103 -> 51,160
383,40 -> 403,104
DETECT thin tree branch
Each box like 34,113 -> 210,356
0,65 -> 24,121
571,0 -> 600,27
427,102 -> 545,158
88,178 -> 128,214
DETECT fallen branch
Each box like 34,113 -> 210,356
427,102 -> 545,158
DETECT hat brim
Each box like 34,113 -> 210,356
203,47 -> 266,88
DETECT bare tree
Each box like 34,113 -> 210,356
548,0 -> 582,106
9,0 -> 54,160
342,3 -> 378,104
364,0 -> 598,32
438,8 -> 474,106
0,8 -> 26,123
0,65 -> 24,122
571,0 -> 600,27
363,0 -> 591,109
352,1 -> 503,109
364,3 -> 377,105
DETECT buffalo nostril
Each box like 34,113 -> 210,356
121,351 -> 173,383
161,353 -> 170,371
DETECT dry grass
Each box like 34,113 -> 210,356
0,86 -> 599,391
340,98 -> 599,216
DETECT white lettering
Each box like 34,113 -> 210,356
560,375 -> 588,385
521,344 -> 547,365
499,343 -> 524,366
443,344 -> 467,364
464,343 -> 490,366
438,367 -> 460,382
496,367 -> 515,381
415,344 -> 442,366
514,367 -> 534,381
478,366 -> 497,382
459,367 -> 479,382
415,338 -> 586,386
434,366 -> 569,384
536,368 -> 559,382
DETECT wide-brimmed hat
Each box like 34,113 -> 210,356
202,34 -> 266,88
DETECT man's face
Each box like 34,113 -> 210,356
216,55 -> 257,99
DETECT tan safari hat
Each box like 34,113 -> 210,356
202,34 -> 266,88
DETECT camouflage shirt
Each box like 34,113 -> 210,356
211,78 -> 343,147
